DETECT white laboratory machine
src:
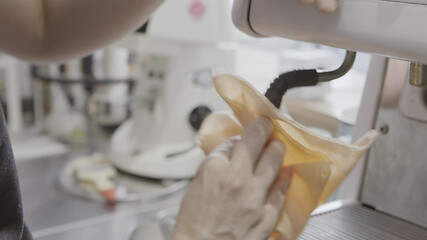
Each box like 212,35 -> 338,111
109,0 -> 235,179
232,0 -> 427,238
0,56 -> 69,161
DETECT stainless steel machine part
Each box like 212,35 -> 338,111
409,62 -> 427,87
361,108 -> 427,228
318,51 -> 356,82
300,202 -> 427,239
340,56 -> 388,200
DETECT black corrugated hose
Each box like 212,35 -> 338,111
264,69 -> 319,108
264,51 -> 356,108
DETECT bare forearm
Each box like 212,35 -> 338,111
0,0 -> 164,63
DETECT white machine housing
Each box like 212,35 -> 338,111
110,0 -> 235,179
233,0 -> 427,64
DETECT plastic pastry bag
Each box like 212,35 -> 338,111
197,74 -> 379,240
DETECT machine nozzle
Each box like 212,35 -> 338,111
265,50 -> 356,108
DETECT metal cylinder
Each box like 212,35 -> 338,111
318,51 -> 356,82
409,62 -> 427,87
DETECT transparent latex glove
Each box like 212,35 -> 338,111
172,117 -> 293,240
299,0 -> 339,13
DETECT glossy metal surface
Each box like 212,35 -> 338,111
318,51 -> 356,82
361,107 -> 427,228
409,62 -> 427,87
300,202 -> 427,239
17,153 -> 184,239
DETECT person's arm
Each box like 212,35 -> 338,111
0,0 -> 164,63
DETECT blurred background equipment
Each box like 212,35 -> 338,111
108,0 -> 235,179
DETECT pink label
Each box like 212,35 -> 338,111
189,0 -> 206,21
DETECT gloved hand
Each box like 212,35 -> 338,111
172,117 -> 293,240
299,0 -> 339,13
